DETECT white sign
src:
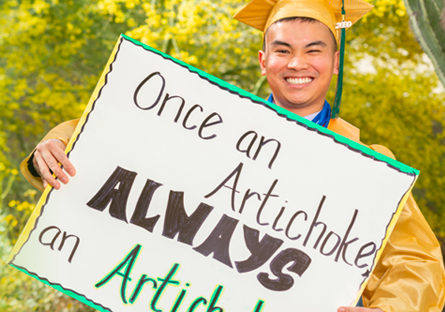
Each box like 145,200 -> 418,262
9,35 -> 417,312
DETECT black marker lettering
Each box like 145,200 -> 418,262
303,196 -> 327,249
198,112 -> 223,140
252,136 -> 281,169
256,179 -> 279,226
238,189 -> 261,214
335,209 -> 359,266
272,206 -> 286,232
236,131 -> 258,158
204,162 -> 243,212
183,104 -> 203,130
134,72 -> 165,110
235,225 -> 283,273
39,226 -> 80,263
130,179 -> 162,232
355,242 -> 377,268
87,166 -> 137,223
163,191 -> 214,245
320,231 -> 341,256
38,225 -> 61,250
58,231 -> 80,263
236,131 -> 281,169
157,93 -> 185,122
257,248 -> 311,291
285,210 -> 308,240
193,214 -> 239,268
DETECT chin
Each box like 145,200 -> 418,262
285,99 -> 311,107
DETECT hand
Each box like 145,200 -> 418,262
33,139 -> 76,189
338,307 -> 384,312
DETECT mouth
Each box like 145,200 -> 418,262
285,77 -> 313,85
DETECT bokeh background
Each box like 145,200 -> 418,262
1,0 -> 444,311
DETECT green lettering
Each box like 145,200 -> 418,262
151,263 -> 181,312
95,244 -> 142,304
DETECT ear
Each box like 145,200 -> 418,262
258,50 -> 267,76
333,50 -> 340,75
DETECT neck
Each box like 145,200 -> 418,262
267,94 -> 331,128
275,100 -> 325,118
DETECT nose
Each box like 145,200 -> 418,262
287,55 -> 309,71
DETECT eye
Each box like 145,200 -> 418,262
276,49 -> 290,54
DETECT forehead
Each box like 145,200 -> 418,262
265,19 -> 335,48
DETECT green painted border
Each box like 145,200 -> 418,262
122,34 -> 419,176
9,264 -> 111,312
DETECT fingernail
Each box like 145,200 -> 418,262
61,177 -> 68,183
338,308 -> 346,312
55,182 -> 60,189
69,169 -> 75,176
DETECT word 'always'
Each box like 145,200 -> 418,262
87,165 -> 312,292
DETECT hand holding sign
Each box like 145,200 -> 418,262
33,138 -> 76,189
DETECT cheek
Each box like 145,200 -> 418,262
266,57 -> 286,74
313,59 -> 335,77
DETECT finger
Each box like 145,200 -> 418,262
338,307 -> 355,312
50,143 -> 76,177
34,152 -> 61,189
39,148 -> 70,184
43,179 -> 48,189
338,307 -> 354,312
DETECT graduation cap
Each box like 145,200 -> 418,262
234,0 -> 374,118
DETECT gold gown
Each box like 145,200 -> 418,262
21,118 -> 445,312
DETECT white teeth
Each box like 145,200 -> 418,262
286,77 -> 313,84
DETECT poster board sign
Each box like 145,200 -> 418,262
9,35 -> 418,312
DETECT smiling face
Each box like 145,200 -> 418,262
259,19 -> 339,117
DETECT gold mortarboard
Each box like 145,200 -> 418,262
233,0 -> 374,43
233,0 -> 374,118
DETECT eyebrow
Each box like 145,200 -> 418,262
270,40 -> 327,49
270,40 -> 292,48
305,40 -> 327,48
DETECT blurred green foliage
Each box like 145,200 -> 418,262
0,0 -> 444,310
402,0 -> 445,88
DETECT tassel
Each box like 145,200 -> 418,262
331,2 -> 346,119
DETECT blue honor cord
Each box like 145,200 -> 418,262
267,94 -> 331,128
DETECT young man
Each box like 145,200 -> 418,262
21,0 -> 445,311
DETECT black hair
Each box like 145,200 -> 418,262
262,16 -> 338,52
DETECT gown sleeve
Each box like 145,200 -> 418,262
363,144 -> 445,312
20,119 -> 80,192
